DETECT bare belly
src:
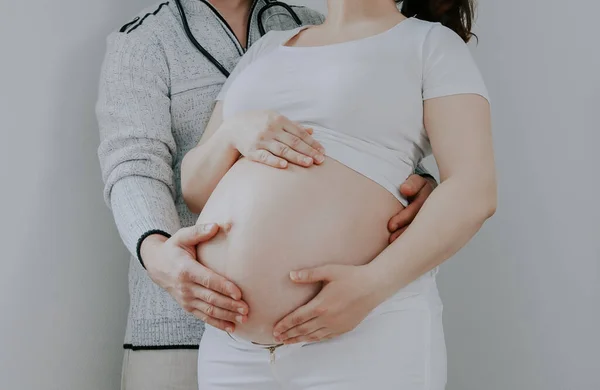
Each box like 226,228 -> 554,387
196,157 -> 403,344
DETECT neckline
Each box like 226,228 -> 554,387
279,16 -> 415,51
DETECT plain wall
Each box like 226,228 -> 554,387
438,1 -> 600,389
0,0 -> 597,389
0,1 -> 156,389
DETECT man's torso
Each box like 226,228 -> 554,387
108,0 -> 323,348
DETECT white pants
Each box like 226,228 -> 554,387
198,270 -> 447,390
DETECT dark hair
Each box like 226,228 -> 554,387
398,0 -> 477,42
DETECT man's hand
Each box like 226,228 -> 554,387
141,223 -> 249,333
387,174 -> 437,243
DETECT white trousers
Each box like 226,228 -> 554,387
198,270 -> 447,390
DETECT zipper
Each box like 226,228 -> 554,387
198,0 -> 258,54
244,0 -> 260,49
268,346 -> 276,364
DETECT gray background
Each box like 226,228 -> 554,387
0,0 -> 598,389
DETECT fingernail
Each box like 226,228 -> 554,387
237,307 -> 246,315
226,327 -> 234,333
280,160 -> 288,168
236,316 -> 244,324
227,284 -> 239,300
290,271 -> 298,281
315,154 -> 325,163
304,157 -> 313,165
200,223 -> 216,232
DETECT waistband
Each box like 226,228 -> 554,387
208,267 -> 440,350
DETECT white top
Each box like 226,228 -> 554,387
217,17 -> 489,205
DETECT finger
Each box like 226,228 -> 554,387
186,261 -> 243,300
191,285 -> 249,315
281,118 -> 326,154
274,132 -> 325,164
289,265 -> 336,284
388,181 -> 434,232
399,174 -> 427,199
284,328 -> 332,345
172,223 -> 219,246
274,303 -> 326,337
192,310 -> 236,333
388,203 -> 420,233
193,300 -> 248,324
389,226 -> 407,244
248,149 -> 288,168
266,140 -> 314,167
277,317 -> 321,342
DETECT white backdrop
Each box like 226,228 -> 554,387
0,1 -> 154,389
0,1 -> 598,389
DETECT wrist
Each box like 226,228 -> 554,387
363,259 -> 399,301
138,232 -> 170,270
361,263 -> 394,304
421,174 -> 438,190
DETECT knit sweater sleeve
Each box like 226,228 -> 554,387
96,31 -> 181,260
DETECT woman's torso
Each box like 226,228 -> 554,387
197,157 -> 403,344
197,18 -> 439,344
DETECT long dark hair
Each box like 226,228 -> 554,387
398,0 -> 477,42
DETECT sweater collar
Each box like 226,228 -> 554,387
177,0 -> 266,47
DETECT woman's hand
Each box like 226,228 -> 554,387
224,110 -> 326,168
272,264 -> 384,345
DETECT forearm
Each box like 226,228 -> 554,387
367,174 -> 496,297
110,176 -> 181,258
181,127 -> 239,213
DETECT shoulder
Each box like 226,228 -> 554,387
404,18 -> 468,50
289,4 -> 325,25
117,1 -> 175,35
102,2 -> 179,69
395,18 -> 470,64
260,3 -> 324,32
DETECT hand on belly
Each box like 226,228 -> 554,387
196,157 -> 403,344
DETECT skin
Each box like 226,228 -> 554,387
141,0 -> 437,333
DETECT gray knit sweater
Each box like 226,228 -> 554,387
96,0 -> 430,349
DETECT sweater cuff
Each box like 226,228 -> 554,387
109,176 -> 182,260
136,230 -> 172,269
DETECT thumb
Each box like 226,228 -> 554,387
172,223 -> 220,247
290,265 -> 336,284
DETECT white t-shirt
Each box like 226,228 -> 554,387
217,17 -> 489,205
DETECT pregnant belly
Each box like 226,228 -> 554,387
196,157 -> 403,344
